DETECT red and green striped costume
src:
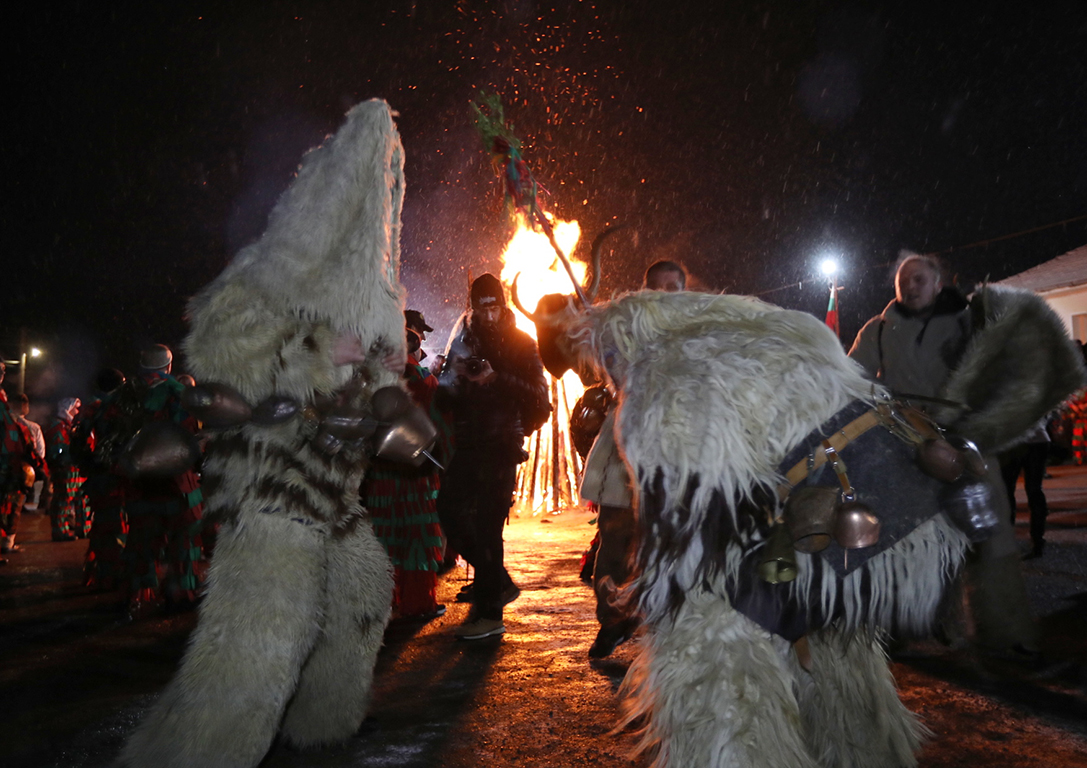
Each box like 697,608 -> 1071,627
98,372 -> 205,609
362,361 -> 449,617
44,414 -> 92,541
77,398 -> 129,589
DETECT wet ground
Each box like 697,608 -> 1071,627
2,467 -> 1086,767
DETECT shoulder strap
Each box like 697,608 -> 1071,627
877,319 -> 886,377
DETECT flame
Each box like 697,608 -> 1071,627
499,214 -> 584,336
498,213 -> 587,515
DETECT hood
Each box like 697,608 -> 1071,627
183,100 -> 407,404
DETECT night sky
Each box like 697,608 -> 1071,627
4,1 -> 1087,398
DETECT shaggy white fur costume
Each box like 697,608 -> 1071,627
568,291 -> 972,768
119,100 -> 405,768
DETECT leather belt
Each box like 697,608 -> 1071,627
780,409 -> 883,494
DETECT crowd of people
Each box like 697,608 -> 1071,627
0,257 -> 689,655
4,252 -> 1085,768
7,99 -> 1068,768
0,348 -> 209,618
1,254 -> 1081,660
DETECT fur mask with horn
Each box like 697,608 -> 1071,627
512,226 -> 623,379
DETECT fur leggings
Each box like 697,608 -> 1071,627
120,513 -> 393,768
620,588 -> 926,768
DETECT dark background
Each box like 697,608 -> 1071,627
4,0 -> 1086,399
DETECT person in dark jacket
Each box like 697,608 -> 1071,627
849,254 -> 1037,657
437,273 -> 549,640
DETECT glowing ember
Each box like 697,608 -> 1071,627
499,213 -> 587,515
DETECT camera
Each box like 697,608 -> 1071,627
464,357 -> 486,376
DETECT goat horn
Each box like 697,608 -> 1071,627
584,225 -> 626,302
510,273 -> 539,322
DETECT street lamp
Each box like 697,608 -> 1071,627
2,328 -> 43,395
0,347 -> 46,395
820,258 -> 839,278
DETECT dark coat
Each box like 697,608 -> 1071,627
438,307 -> 549,454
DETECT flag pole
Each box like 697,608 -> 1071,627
825,281 -> 840,339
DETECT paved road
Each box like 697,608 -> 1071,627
1,466 -> 1086,767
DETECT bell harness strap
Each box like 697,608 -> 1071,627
778,409 -> 882,500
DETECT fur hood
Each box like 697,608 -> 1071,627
935,285 -> 1086,453
571,291 -> 879,520
184,100 -> 406,404
569,291 -> 883,624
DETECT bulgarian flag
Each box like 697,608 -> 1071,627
825,284 -> 840,338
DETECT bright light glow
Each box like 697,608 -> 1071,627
29,348 -> 42,358
498,213 -> 584,336
819,258 -> 839,277
498,212 -> 586,515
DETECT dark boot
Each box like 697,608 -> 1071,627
588,617 -> 638,659
1023,539 -> 1045,559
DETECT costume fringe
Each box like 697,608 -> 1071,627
801,515 -> 969,636
568,291 -> 968,767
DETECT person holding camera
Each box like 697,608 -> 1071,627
436,273 -> 550,640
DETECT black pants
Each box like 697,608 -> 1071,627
592,504 -> 638,627
436,448 -> 519,620
999,442 -> 1049,546
1,491 -> 24,538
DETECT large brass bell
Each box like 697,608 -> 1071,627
833,499 -> 881,549
119,421 -> 201,478
181,383 -> 253,429
916,437 -> 966,483
250,396 -> 301,426
582,386 -> 611,411
917,434 -> 987,483
757,524 -> 799,584
946,435 -> 987,478
371,386 -> 413,421
373,405 -> 439,467
572,404 -> 606,440
783,486 -> 839,553
321,407 -> 377,441
940,480 -> 999,542
814,440 -> 881,549
369,386 -> 439,466
312,429 -> 344,455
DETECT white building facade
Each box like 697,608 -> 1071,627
997,244 -> 1087,342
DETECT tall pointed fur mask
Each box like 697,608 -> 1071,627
184,100 -> 406,404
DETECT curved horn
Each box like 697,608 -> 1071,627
510,273 -> 539,322
584,225 -> 626,302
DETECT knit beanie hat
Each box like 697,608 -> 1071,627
471,274 -> 505,310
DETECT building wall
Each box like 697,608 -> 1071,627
1040,285 -> 1087,342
